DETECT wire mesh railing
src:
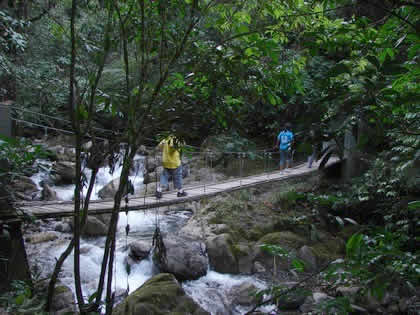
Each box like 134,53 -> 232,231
2,104 -> 318,215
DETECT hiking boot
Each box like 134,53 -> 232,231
155,191 -> 162,199
177,191 -> 187,197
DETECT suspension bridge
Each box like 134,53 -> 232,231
0,102 -> 336,221
10,159 -> 333,220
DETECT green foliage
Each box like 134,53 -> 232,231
324,229 -> 419,302
0,280 -> 47,315
0,10 -> 28,55
307,192 -> 348,209
208,131 -> 259,159
271,190 -> 306,210
253,243 -> 308,312
260,244 -> 306,273
0,9 -> 30,98
0,136 -> 48,178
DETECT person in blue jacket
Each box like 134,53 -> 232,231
275,123 -> 294,170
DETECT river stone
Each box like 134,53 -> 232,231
310,238 -> 346,266
336,286 -> 361,303
95,213 -> 112,225
83,216 -> 108,236
26,232 -> 58,244
300,295 -> 315,313
178,203 -> 216,240
297,245 -> 318,271
253,261 -> 266,273
136,145 -> 148,156
46,145 -> 65,161
206,233 -> 238,274
98,177 -> 120,199
10,175 -> 38,194
276,289 -> 309,310
50,284 -> 77,314
41,182 -> 58,201
210,224 -> 230,235
153,235 -> 208,281
236,243 -> 257,274
113,273 -> 210,315
129,240 -> 151,261
229,282 -> 260,306
69,216 -> 108,236
54,222 -> 72,233
255,231 -> 307,272
47,145 -> 74,162
312,292 -> 330,304
53,161 -> 76,184
63,147 -> 76,162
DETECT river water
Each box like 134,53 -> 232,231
25,157 -> 274,314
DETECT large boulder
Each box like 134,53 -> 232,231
276,288 -> 308,311
10,175 -> 38,195
50,284 -> 77,314
113,273 -> 210,315
53,161 -> 76,184
41,182 -> 58,201
25,232 -> 58,244
236,243 -> 257,274
83,216 -> 108,236
153,235 -> 208,281
97,177 -> 135,199
69,216 -> 108,236
297,245 -> 318,272
229,282 -> 260,306
206,233 -> 238,274
129,240 -> 152,261
97,178 -> 119,199
255,231 -> 307,272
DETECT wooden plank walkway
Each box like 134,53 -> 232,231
12,159 -> 335,219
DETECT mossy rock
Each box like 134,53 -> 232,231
54,285 -> 70,295
258,231 -> 307,250
247,227 -> 266,241
230,243 -> 249,259
311,238 -> 346,263
113,273 -> 209,315
246,222 -> 279,241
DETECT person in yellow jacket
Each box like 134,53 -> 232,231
155,135 -> 187,198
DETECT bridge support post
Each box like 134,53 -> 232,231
0,220 -> 32,294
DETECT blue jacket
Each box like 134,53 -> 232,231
277,130 -> 294,151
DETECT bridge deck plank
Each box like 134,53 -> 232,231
5,159 -> 336,219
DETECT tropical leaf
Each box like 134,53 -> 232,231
346,233 -> 364,258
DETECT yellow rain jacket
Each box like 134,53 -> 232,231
159,136 -> 182,169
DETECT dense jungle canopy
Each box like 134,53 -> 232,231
0,0 -> 419,314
